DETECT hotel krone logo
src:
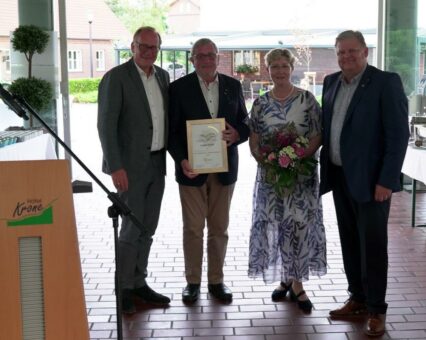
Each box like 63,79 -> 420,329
1,198 -> 57,227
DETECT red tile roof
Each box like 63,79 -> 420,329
0,0 -> 131,41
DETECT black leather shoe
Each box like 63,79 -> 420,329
182,283 -> 200,303
271,281 -> 292,301
133,285 -> 170,306
290,286 -> 313,313
121,289 -> 136,314
208,283 -> 233,303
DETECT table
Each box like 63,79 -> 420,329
401,144 -> 426,227
0,134 -> 57,161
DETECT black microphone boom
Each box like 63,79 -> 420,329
0,83 -> 29,120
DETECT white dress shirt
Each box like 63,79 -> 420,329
197,73 -> 219,118
134,61 -> 165,151
329,68 -> 365,165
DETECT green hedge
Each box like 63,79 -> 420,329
72,90 -> 98,103
69,78 -> 101,94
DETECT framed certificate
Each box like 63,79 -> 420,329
186,118 -> 228,174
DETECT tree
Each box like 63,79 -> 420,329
11,25 -> 50,78
8,77 -> 52,112
292,29 -> 313,72
386,29 -> 417,95
105,0 -> 168,34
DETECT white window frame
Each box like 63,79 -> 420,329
96,50 -> 105,71
3,50 -> 11,73
68,50 -> 82,72
423,51 -> 426,73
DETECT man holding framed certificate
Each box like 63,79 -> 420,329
168,38 -> 249,304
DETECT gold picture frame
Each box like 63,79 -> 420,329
186,118 -> 228,174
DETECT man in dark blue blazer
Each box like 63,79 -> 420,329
320,30 -> 409,337
168,38 -> 249,304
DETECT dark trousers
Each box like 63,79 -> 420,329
332,166 -> 390,314
118,151 -> 165,289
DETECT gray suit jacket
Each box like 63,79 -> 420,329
97,59 -> 169,178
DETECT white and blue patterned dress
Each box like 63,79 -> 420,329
248,89 -> 327,283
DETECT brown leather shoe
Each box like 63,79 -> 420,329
329,299 -> 367,317
364,313 -> 386,337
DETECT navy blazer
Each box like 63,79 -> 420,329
168,72 -> 249,186
320,65 -> 409,203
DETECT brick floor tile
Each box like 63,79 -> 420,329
274,325 -> 315,334
307,334 -> 351,340
267,335 -> 307,340
213,319 -> 252,328
153,328 -> 193,337
387,330 -> 426,338
224,336 -> 266,340
252,318 -> 292,327
194,327 -> 234,336
183,337 -> 222,340
314,324 -> 355,333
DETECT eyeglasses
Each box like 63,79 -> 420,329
336,48 -> 361,57
192,53 -> 218,61
134,41 -> 160,52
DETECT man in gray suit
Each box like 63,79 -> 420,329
98,26 -> 170,314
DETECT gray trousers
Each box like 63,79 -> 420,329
118,153 -> 165,289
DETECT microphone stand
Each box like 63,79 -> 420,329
1,89 -> 138,340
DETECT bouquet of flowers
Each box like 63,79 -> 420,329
258,122 -> 317,196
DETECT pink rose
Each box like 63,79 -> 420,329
278,154 -> 291,168
293,145 -> 305,158
260,145 -> 272,156
267,152 -> 277,161
277,133 -> 291,147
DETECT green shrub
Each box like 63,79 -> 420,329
235,64 -> 259,74
9,77 -> 53,111
69,78 -> 101,93
72,90 -> 98,103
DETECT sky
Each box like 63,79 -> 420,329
199,0 -> 426,31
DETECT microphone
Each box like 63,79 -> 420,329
0,83 -> 29,120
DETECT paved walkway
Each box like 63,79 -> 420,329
68,104 -> 426,339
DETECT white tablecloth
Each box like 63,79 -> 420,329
0,134 -> 57,161
402,144 -> 426,184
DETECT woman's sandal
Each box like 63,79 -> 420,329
271,281 -> 292,301
290,286 -> 313,313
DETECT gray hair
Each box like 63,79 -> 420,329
191,38 -> 219,56
133,26 -> 162,46
335,30 -> 366,48
264,48 -> 296,69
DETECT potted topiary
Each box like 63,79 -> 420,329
8,25 -> 53,127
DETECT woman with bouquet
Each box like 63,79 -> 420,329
247,48 -> 326,313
